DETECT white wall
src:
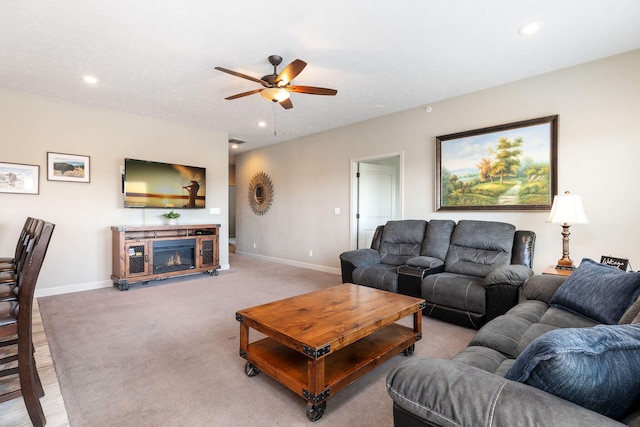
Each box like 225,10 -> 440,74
0,89 -> 229,295
235,49 -> 640,274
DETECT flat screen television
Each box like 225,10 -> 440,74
123,158 -> 206,208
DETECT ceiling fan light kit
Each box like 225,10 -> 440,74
261,87 -> 290,102
215,55 -> 337,110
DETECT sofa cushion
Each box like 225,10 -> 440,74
352,264 -> 399,293
444,220 -> 515,277
422,272 -> 485,314
452,345 -> 509,373
467,314 -> 533,358
378,220 -> 427,266
550,258 -> 640,325
538,306 -> 599,329
504,324 -> 640,419
420,219 -> 455,260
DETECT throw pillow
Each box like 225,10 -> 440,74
549,258 -> 640,324
505,324 -> 640,419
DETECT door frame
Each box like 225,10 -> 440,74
350,151 -> 404,249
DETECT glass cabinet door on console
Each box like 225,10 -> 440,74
124,241 -> 150,277
197,235 -> 219,270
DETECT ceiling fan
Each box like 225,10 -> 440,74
215,55 -> 337,110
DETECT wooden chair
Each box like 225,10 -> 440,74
0,220 -> 44,300
0,217 -> 36,271
0,220 -> 54,427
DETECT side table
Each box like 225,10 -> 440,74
542,265 -> 574,277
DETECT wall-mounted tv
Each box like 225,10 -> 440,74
123,158 -> 206,209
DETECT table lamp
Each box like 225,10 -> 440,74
546,191 -> 589,269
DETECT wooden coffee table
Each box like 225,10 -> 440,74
235,283 -> 425,421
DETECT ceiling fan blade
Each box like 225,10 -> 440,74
215,67 -> 268,87
286,85 -> 337,96
224,89 -> 263,100
276,59 -> 307,86
279,98 -> 293,109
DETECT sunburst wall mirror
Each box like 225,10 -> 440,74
248,172 -> 274,215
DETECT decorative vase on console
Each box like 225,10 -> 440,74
163,209 -> 180,225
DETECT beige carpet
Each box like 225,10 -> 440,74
39,254 -> 475,426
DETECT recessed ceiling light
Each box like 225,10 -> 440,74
82,75 -> 99,85
373,104 -> 384,109
231,144 -> 239,149
258,121 -> 267,127
518,21 -> 545,36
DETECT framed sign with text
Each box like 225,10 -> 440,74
600,255 -> 629,271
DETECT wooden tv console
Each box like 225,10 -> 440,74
111,224 -> 220,291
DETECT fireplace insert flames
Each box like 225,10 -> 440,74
153,239 -> 196,274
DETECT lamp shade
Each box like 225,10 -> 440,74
260,87 -> 290,102
546,191 -> 589,224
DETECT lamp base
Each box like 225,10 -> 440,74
556,258 -> 575,270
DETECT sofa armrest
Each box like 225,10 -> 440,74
405,256 -> 444,270
484,264 -> 534,287
386,358 -> 624,427
340,248 -> 380,267
482,265 -> 533,323
522,274 -> 568,304
339,248 -> 380,283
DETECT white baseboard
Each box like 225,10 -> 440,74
35,264 -> 232,297
235,251 -> 341,275
35,280 -> 113,298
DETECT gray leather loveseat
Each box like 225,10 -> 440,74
340,219 -> 535,329
386,260 -> 640,426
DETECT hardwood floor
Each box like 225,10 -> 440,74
0,300 -> 70,426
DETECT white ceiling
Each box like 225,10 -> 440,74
2,1 -> 640,164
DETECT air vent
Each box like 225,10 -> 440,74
229,138 -> 246,145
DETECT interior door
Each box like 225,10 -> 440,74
357,161 -> 398,248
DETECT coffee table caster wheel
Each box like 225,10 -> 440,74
306,401 -> 326,422
403,344 -> 415,357
244,362 -> 260,377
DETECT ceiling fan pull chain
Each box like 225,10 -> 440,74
273,102 -> 277,136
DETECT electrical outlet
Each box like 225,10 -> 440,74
309,250 -> 313,257
253,243 -> 256,248
334,207 -> 340,214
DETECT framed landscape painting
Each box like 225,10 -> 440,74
0,162 -> 40,194
47,152 -> 90,183
436,115 -> 558,211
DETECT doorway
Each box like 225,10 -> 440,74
351,153 -> 402,249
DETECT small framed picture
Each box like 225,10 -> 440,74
47,152 -> 90,183
600,256 -> 629,271
0,162 -> 40,194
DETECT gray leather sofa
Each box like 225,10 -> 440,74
339,219 -> 535,329
386,267 -> 640,427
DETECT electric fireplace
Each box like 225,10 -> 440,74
153,239 -> 196,274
